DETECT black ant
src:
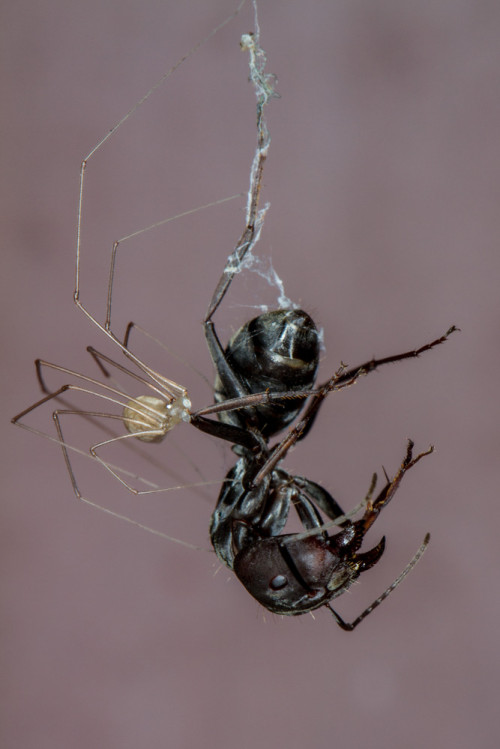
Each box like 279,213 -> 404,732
12,6 -> 457,630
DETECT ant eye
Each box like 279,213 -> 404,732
269,575 -> 288,591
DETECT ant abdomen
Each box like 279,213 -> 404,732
215,309 -> 320,437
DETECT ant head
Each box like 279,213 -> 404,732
233,529 -> 381,616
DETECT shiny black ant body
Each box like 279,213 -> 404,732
182,26 -> 457,628
189,269 -> 456,628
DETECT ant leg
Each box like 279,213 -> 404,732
297,326 -> 459,444
190,368 -> 352,456
327,533 -> 431,631
331,326 -> 459,388
200,32 -> 277,431
195,326 -> 459,445
191,387 -> 309,420
291,475 -> 346,522
196,326 -> 445,490
203,321 -> 251,407
291,473 -> 379,542
189,362 -> 355,452
204,30 -> 276,324
291,442 -> 432,543
357,440 -> 433,535
190,413 -> 268,455
250,365 -> 359,486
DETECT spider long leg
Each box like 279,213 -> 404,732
13,354 -> 211,497
14,383 -> 224,504
34,358 -> 192,438
85,347 -> 188,404
74,2 -> 245,358
36,354 -> 184,404
122,322 -> 211,388
101,196 -> 240,341
18,396 -> 212,552
73,197 -> 240,393
15,371 -> 149,426
87,428 -> 221,496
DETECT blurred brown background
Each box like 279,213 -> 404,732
2,1 -> 499,747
